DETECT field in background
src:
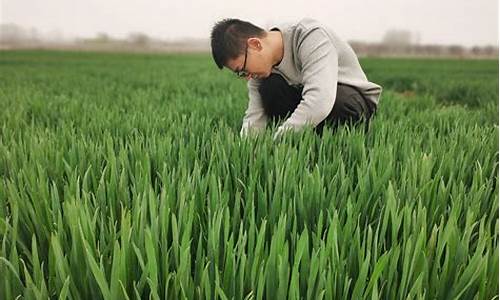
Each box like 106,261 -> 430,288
0,51 -> 498,299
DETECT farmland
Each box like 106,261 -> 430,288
0,50 -> 498,299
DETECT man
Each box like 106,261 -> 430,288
210,17 -> 382,140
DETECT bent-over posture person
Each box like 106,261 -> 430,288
210,17 -> 383,140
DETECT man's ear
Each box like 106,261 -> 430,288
248,37 -> 262,51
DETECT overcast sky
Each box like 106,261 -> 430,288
2,0 -> 498,47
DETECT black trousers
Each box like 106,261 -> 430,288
258,73 -> 377,135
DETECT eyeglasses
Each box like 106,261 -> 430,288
235,44 -> 249,78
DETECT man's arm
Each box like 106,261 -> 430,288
274,27 -> 339,139
240,78 -> 268,137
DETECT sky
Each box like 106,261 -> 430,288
1,0 -> 498,47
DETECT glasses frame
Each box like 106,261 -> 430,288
235,43 -> 249,78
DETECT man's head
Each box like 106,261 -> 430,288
210,18 -> 280,80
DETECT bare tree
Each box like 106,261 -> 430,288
382,29 -> 413,47
127,32 -> 150,46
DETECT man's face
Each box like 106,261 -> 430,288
226,37 -> 273,81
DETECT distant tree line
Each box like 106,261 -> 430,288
350,29 -> 498,58
1,23 -> 497,58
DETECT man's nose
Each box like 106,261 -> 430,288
245,74 -> 252,81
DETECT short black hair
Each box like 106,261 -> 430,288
210,18 -> 266,70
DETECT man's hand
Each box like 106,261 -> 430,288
273,125 -> 293,141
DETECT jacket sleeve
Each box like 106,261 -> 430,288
240,78 -> 268,137
274,27 -> 339,139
